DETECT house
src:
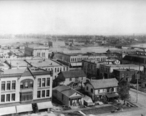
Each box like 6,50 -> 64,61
0,67 -> 53,115
113,69 -> 137,82
84,78 -> 118,101
53,85 -> 84,107
54,70 -> 86,87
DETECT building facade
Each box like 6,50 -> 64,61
0,68 -> 53,115
54,52 -> 108,68
84,78 -> 118,101
24,45 -> 51,59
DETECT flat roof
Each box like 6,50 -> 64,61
8,60 -> 28,67
102,64 -> 143,67
27,44 -> 50,50
26,59 -> 60,67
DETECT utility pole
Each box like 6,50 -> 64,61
136,63 -> 140,103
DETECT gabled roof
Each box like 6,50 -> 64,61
88,78 -> 118,89
61,70 -> 86,78
54,85 -> 83,98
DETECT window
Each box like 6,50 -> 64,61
111,88 -> 114,92
91,89 -> 93,93
42,78 -> 46,87
30,81 -> 33,88
69,78 -> 72,81
1,95 -> 5,102
37,91 -> 41,98
38,78 -> 41,87
25,82 -> 28,88
7,81 -> 11,90
86,87 -> 88,90
12,81 -> 16,90
6,94 -> 10,102
47,78 -> 50,86
1,81 -> 5,91
46,90 -> 50,97
42,90 -> 45,97
20,82 -> 23,89
11,93 -> 15,101
37,53 -> 40,57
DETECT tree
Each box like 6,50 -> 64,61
118,79 -> 130,104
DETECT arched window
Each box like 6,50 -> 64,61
20,79 -> 34,89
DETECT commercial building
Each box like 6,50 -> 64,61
100,64 -> 144,79
0,68 -> 53,115
25,59 -> 68,80
82,59 -> 120,79
112,69 -> 137,82
54,52 -> 108,68
24,44 -> 51,59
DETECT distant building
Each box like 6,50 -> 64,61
0,68 -> 53,115
54,52 -> 108,69
24,44 -> 51,59
84,78 -> 118,101
53,85 -> 84,107
100,64 -> 144,79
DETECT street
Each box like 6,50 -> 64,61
94,89 -> 146,116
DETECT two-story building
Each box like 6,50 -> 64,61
84,78 -> 118,101
0,67 -> 53,115
54,70 -> 86,88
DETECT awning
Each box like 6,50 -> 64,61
106,93 -> 119,98
17,104 -> 33,113
37,101 -> 53,110
0,106 -> 16,115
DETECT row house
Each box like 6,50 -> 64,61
84,78 -> 118,101
0,68 -> 53,116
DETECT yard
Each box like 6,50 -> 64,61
81,106 -> 114,115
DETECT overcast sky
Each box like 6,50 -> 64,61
0,0 -> 146,35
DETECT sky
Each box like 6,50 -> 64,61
0,0 -> 146,35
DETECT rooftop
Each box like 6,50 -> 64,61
27,44 -> 50,50
61,70 -> 86,78
101,64 -> 143,67
26,59 -> 60,67
89,78 -> 118,89
0,68 -> 51,78
54,85 -> 83,97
